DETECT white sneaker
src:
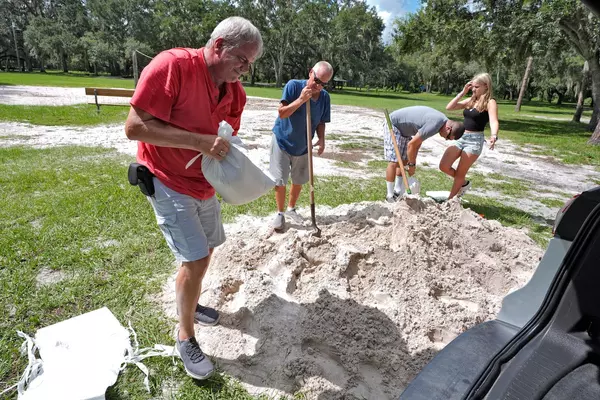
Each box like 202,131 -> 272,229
285,208 -> 303,223
271,213 -> 285,230
458,180 -> 471,197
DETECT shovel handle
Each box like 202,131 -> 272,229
306,101 -> 315,202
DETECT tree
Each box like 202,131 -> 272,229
574,61 -> 590,122
544,0 -> 600,139
515,56 -> 533,112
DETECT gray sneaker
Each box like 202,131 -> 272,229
285,208 -> 303,223
177,304 -> 220,326
194,304 -> 220,326
271,213 -> 285,230
176,336 -> 214,380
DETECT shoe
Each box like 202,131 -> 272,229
177,304 -> 220,326
458,180 -> 472,197
194,304 -> 220,326
176,336 -> 214,380
271,212 -> 285,230
285,208 -> 303,223
386,191 -> 402,203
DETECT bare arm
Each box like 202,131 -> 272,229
406,134 -> 424,176
278,86 -> 312,119
124,106 -> 229,160
488,99 -> 499,136
315,122 -> 326,155
488,99 -> 500,149
446,81 -> 472,111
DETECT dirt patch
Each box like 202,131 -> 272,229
160,197 -> 543,399
36,267 -> 67,288
319,150 -> 368,163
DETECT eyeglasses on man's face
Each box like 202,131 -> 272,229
312,70 -> 329,86
236,54 -> 252,68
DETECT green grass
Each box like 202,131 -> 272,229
334,160 -> 361,169
0,145 -> 302,400
0,146 -> 463,399
1,75 -> 598,166
462,194 -> 553,247
244,86 -> 599,166
0,144 -> 556,398
0,71 -> 134,88
0,104 -> 129,126
539,197 -> 567,208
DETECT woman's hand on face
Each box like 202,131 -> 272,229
461,81 -> 472,96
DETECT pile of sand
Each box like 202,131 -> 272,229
160,197 -> 543,399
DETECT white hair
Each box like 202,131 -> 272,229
313,61 -> 333,77
206,17 -> 263,58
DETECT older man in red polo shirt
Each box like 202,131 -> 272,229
125,16 -> 262,380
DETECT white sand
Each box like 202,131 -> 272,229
158,197 -> 543,398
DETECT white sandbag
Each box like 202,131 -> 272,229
408,177 -> 421,195
397,177 -> 421,196
188,121 -> 275,206
6,307 -> 175,400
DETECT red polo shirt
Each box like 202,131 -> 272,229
130,47 -> 246,200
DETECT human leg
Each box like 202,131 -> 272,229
269,135 -> 291,228
148,181 -> 225,379
448,152 -> 479,199
439,145 -> 462,178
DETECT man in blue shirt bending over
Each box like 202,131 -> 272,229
269,61 -> 333,230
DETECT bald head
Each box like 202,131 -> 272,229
313,61 -> 333,82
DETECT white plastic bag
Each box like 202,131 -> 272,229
7,307 -> 176,400
408,177 -> 421,195
397,177 -> 421,196
187,121 -> 275,205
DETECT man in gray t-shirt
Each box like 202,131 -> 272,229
383,106 -> 464,201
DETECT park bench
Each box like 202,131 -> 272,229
84,87 -> 135,112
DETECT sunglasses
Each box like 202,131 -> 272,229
312,70 -> 328,86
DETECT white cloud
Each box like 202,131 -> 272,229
366,0 -> 419,44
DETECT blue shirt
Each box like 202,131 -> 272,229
272,79 -> 331,156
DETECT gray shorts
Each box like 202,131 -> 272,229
383,122 -> 410,162
453,132 -> 485,155
147,177 -> 226,263
269,135 -> 309,186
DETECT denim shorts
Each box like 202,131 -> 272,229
147,178 -> 226,263
453,132 -> 485,155
269,135 -> 309,186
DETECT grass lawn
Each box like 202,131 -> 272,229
0,71 -> 134,89
0,104 -> 129,126
0,145 -> 553,399
2,72 -> 598,165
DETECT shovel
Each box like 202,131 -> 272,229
305,100 -> 321,237
384,108 -> 412,195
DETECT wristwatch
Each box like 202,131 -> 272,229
407,162 -> 416,167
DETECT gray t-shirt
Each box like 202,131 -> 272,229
390,106 -> 448,140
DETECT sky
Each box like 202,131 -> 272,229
365,0 -> 421,44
